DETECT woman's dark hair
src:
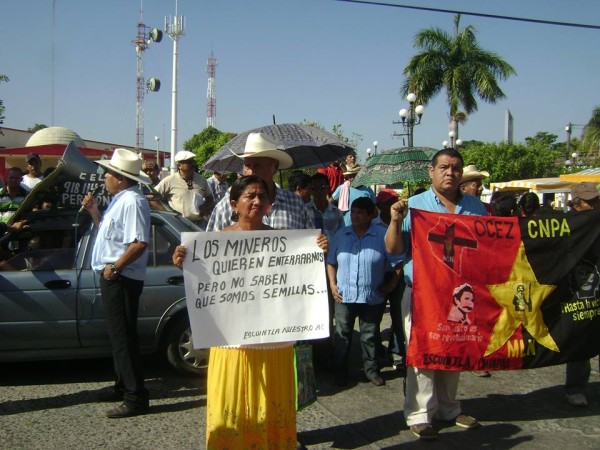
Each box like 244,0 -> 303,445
351,196 -> 375,215
518,192 -> 540,217
490,192 -> 517,217
229,175 -> 270,202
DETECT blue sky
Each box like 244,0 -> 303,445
2,0 -> 599,164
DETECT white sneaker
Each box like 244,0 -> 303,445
566,393 -> 588,406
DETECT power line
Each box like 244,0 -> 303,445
337,0 -> 600,30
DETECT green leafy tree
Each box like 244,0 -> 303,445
0,74 -> 8,135
183,126 -> 235,177
299,120 -> 363,150
28,123 -> 48,133
460,133 -> 561,182
402,14 -> 516,138
299,119 -> 323,129
581,106 -> 600,159
331,123 -> 363,151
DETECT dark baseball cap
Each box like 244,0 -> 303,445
571,182 -> 599,201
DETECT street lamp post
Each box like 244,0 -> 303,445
393,93 -> 424,147
445,131 -> 462,149
443,136 -> 462,149
565,123 -> 572,160
373,140 -> 378,156
366,148 -> 372,160
448,130 -> 456,148
154,135 -> 160,165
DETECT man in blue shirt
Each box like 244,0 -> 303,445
385,148 -> 487,440
83,148 -> 151,419
327,197 -> 403,387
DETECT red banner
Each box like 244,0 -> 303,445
408,208 -> 600,371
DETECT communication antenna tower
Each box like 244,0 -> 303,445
206,52 -> 217,128
165,0 -> 185,173
132,2 -> 162,152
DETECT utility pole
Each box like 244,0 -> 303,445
166,0 -> 185,173
565,122 -> 572,160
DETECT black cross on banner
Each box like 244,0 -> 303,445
428,222 -> 478,270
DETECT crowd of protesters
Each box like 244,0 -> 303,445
3,136 -> 597,448
105,138 -> 599,446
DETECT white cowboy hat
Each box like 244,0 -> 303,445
461,164 -> 490,183
234,133 -> 293,169
175,150 -> 197,162
95,148 -> 150,184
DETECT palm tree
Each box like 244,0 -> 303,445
581,106 -> 600,159
402,15 -> 516,140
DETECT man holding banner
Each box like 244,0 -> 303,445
388,151 -> 600,440
385,148 -> 486,440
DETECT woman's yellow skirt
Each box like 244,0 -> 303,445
206,344 -> 297,450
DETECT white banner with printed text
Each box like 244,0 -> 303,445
181,229 -> 329,347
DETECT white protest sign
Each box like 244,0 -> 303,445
181,229 -> 329,347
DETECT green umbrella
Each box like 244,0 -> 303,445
352,146 -> 435,189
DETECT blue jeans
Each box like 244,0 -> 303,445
333,302 -> 385,379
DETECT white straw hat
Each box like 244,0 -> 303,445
95,148 -> 150,184
461,164 -> 490,183
235,133 -> 293,169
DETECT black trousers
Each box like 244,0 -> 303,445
100,275 -> 149,409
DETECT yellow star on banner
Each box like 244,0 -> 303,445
485,242 -> 558,356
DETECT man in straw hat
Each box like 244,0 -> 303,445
206,132 -> 313,231
460,164 -> 492,214
81,148 -> 152,418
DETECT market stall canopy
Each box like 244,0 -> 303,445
490,177 -> 575,193
559,168 -> 600,183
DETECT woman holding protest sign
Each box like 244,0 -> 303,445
173,175 -> 298,450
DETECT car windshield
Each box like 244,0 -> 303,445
0,209 -> 89,271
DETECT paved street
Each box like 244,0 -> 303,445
1,326 -> 599,449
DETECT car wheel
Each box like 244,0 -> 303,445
166,316 -> 209,376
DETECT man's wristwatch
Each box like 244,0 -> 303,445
110,264 -> 121,275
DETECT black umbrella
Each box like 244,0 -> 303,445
204,123 -> 354,173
